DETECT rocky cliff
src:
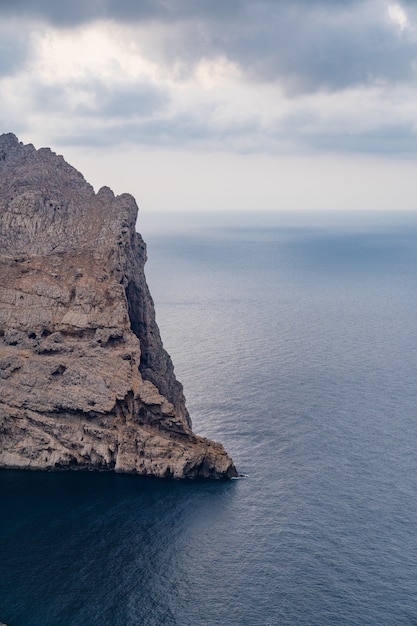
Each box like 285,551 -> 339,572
0,133 -> 237,478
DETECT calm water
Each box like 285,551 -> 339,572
1,211 -> 417,625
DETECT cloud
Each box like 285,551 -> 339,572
0,21 -> 32,76
388,3 -> 410,30
80,82 -> 169,118
31,80 -> 417,158
0,0 -> 243,26
2,0 -> 417,213
149,0 -> 417,94
23,78 -> 168,119
0,0 -> 107,26
1,1 -> 417,159
0,0 -> 362,26
2,1 -> 417,92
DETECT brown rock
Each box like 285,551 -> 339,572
0,133 -> 237,479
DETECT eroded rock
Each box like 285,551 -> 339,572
0,133 -> 237,479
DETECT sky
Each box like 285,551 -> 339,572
1,0 -> 417,212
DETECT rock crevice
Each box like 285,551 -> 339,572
0,133 -> 237,479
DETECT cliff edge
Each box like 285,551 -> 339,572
0,133 -> 237,478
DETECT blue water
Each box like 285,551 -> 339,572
2,211 -> 417,625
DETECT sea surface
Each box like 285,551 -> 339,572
1,210 -> 417,625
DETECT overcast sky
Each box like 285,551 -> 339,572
2,0 -> 417,212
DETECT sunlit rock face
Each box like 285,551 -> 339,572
0,133 -> 237,479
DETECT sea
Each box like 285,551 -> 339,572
1,210 -> 417,626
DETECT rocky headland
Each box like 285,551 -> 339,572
0,133 -> 237,478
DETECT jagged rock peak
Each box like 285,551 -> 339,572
0,134 -> 237,479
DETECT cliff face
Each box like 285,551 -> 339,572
0,133 -> 237,478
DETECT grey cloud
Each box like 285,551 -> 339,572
3,1 -> 417,92
29,78 -> 169,119
51,104 -> 417,157
55,118 -> 220,148
0,0 -> 175,26
0,29 -> 31,76
266,103 -> 417,155
53,110 -> 261,149
0,0 -> 107,26
0,0 -> 361,26
4,0 -> 417,158
161,2 -> 417,93
76,82 -> 170,118
312,124 -> 417,154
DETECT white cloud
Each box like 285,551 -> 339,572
34,22 -> 162,83
194,56 -> 242,90
388,3 -> 409,31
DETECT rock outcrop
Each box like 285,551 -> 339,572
0,133 -> 237,478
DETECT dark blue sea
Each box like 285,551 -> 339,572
2,210 -> 417,626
